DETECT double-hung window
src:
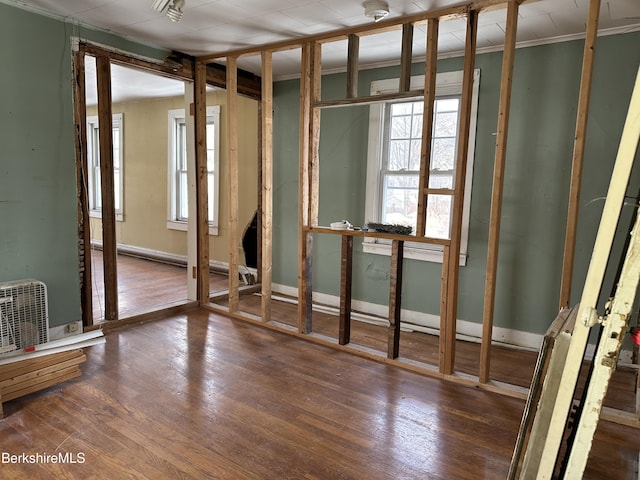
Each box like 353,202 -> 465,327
364,70 -> 479,264
86,113 -> 124,221
167,105 -> 220,235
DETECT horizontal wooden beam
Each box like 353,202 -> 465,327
196,0 -> 538,63
315,89 -> 425,109
305,226 -> 451,246
197,4 -> 469,62
79,43 -> 261,100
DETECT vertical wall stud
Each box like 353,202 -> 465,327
227,56 -> 240,313
96,55 -> 118,322
347,34 -> 360,99
194,60 -> 210,304
261,51 -> 274,322
416,18 -> 439,237
441,10 -> 478,375
559,0 -> 602,309
388,240 -> 404,359
400,23 -> 414,93
73,50 -> 94,327
479,0 -> 519,384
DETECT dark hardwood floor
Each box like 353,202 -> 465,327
0,310 -> 639,479
89,250 -> 229,322
45,252 -> 639,478
91,252 -> 638,412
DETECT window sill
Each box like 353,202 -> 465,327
166,220 -> 219,236
362,240 -> 467,266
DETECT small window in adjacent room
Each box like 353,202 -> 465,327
167,105 -> 220,235
363,70 -> 480,264
86,113 -> 124,221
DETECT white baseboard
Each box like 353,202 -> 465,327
90,241 -> 257,278
49,320 -> 83,341
272,283 -> 634,362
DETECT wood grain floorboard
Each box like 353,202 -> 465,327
1,310 -> 639,479
90,250 -> 229,322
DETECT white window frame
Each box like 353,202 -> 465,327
363,69 -> 480,265
167,105 -> 220,235
87,113 -> 124,221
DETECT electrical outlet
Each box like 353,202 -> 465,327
65,322 -> 80,334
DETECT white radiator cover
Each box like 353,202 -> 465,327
0,279 -> 49,354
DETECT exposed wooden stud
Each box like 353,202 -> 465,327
479,0 -> 519,384
227,57 -> 240,313
399,23 -> 414,93
346,34 -> 360,99
441,10 -> 478,375
339,235 -> 354,345
257,101 -> 263,286
298,43 -> 313,333
261,51 -> 274,322
95,55 -> 118,322
388,240 -> 404,359
309,42 -> 322,227
184,83 -> 198,301
194,60 -> 210,304
416,18 -> 439,237
559,0 -> 602,309
72,50 -> 94,328
439,245 -> 451,370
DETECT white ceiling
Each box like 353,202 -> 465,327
8,0 -> 640,102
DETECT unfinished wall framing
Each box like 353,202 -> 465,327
72,42 -> 262,331
195,0 -> 639,428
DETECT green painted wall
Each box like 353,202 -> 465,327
0,3 -> 169,327
273,32 -> 640,336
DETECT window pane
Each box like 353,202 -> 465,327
207,173 -> 215,223
379,96 -> 461,240
382,174 -> 418,228
206,123 -> 216,172
206,122 -> 216,148
425,194 -> 452,239
428,172 -> 454,189
436,98 -> 459,113
431,137 -> 456,171
179,172 -> 188,220
408,139 -> 422,171
391,103 -> 413,115
112,128 -> 120,168
113,171 -> 121,211
411,113 -> 423,138
92,130 -> 100,168
388,140 -> 410,170
390,115 -> 412,140
95,170 -> 102,210
434,111 -> 458,137
178,123 -> 187,170
207,150 -> 215,172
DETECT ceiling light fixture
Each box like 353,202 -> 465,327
166,0 -> 185,22
363,0 -> 390,22
151,0 -> 185,22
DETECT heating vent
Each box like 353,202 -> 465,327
0,279 -> 49,355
